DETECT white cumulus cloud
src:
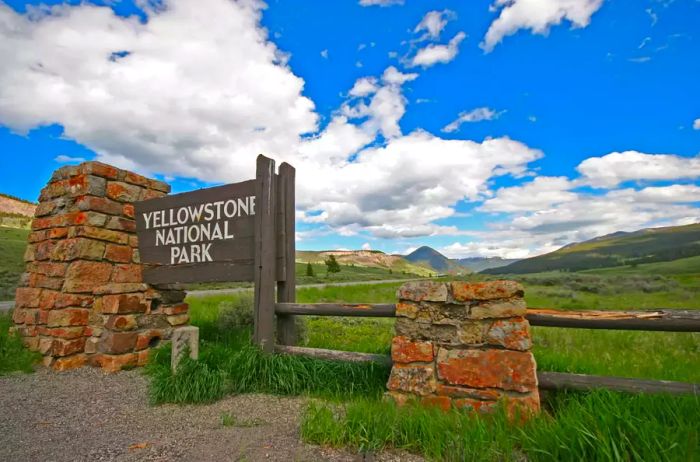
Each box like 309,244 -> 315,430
442,107 -> 504,133
479,176 -> 577,212
414,10 -> 454,40
0,0 -> 317,182
482,0 -> 604,52
359,0 -> 404,6
693,118 -> 700,130
576,151 -> 700,188
410,31 -> 466,68
55,154 -> 87,163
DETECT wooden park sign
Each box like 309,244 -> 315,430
134,155 -> 297,351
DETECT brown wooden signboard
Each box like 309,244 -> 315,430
134,155 -> 296,352
135,180 -> 256,283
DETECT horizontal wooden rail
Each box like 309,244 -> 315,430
274,346 -> 699,395
538,371 -> 699,395
275,303 -> 396,317
275,303 -> 700,332
274,345 -> 392,366
527,309 -> 700,332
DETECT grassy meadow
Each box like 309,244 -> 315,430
1,225 -> 698,459
142,272 -> 700,460
0,227 -> 29,300
0,312 -> 41,375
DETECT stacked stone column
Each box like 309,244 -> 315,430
12,161 -> 189,372
387,280 -> 540,418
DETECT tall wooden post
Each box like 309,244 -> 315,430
276,163 -> 297,345
254,155 -> 276,352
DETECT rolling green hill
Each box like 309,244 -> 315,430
0,227 -> 29,300
297,249 -> 434,277
484,223 -> 700,274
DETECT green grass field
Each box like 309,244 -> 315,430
0,227 -> 29,300
158,279 -> 699,460
0,313 -> 41,375
2,227 -> 699,459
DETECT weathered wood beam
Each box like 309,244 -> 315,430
274,345 -> 392,366
274,302 -> 700,332
527,308 -> 700,332
537,371 -> 699,395
276,163 -> 297,346
253,155 -> 276,353
275,302 -> 397,317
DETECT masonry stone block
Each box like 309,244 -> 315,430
12,161 -> 189,372
387,281 -> 540,419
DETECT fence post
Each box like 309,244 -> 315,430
276,162 -> 297,345
254,155 -> 276,353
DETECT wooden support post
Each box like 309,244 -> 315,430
276,162 -> 297,346
254,155 -> 276,352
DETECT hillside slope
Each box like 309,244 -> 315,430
0,228 -> 29,299
484,223 -> 700,274
457,257 -> 520,272
297,250 -> 434,276
0,193 -> 36,229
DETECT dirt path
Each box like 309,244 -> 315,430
0,368 -> 422,462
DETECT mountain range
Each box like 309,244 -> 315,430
483,223 -> 700,274
403,246 -> 518,273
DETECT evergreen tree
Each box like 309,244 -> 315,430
325,255 -> 341,274
306,262 -> 315,277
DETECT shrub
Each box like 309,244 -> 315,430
217,292 -> 254,329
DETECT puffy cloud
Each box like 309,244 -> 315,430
54,154 -> 87,163
482,0 -> 604,52
576,151 -> 700,188
442,239 -> 544,260
296,131 -> 543,238
447,179 -> 700,258
382,66 -> 418,85
341,67 -> 417,139
442,107 -> 504,133
608,185 -> 700,204
479,176 -> 577,212
694,118 -> 700,130
410,31 -> 466,68
414,10 -> 454,40
348,77 -> 378,97
359,0 -> 404,6
361,242 -> 372,250
0,0 -> 317,183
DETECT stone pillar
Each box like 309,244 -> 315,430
11,161 -> 189,372
387,280 -> 540,418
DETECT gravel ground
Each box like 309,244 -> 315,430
0,368 -> 423,462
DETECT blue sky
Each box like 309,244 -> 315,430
1,0 -> 699,258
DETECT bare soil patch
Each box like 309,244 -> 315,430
0,368 -> 421,462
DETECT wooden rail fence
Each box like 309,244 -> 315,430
274,302 -> 700,396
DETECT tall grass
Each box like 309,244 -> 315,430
297,279 -> 700,382
0,227 -> 30,300
0,312 -> 40,374
144,292 -> 389,404
302,392 -> 700,461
